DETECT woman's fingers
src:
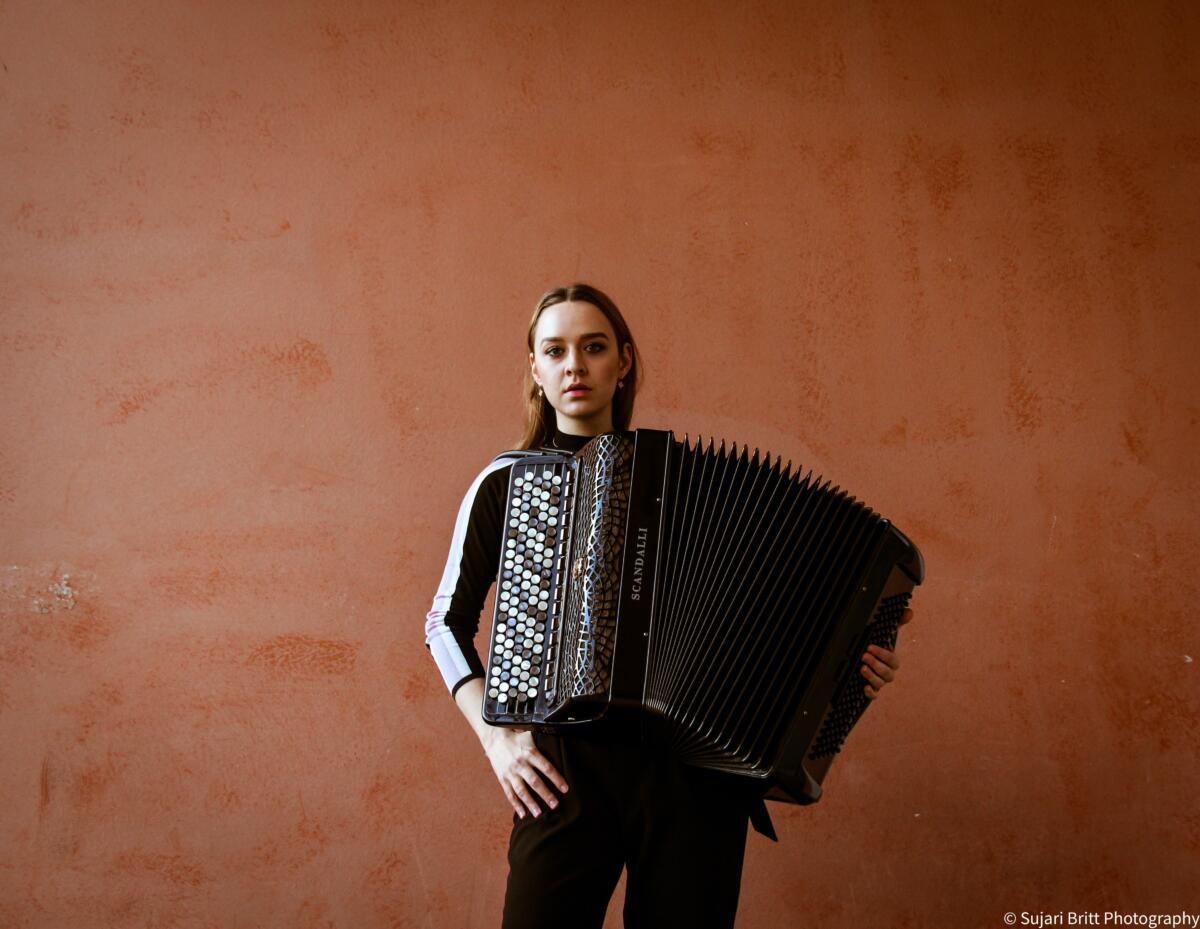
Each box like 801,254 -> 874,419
861,646 -> 897,699
526,749 -> 569,794
861,661 -> 887,690
514,758 -> 560,813
863,648 -> 898,677
864,644 -> 900,671
508,774 -> 541,818
483,728 -> 569,819
500,781 -> 526,818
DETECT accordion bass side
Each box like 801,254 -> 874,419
481,429 -> 925,805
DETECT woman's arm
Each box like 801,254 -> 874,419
453,677 -> 568,819
427,461 -> 570,818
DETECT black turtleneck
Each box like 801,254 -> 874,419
543,429 -> 594,454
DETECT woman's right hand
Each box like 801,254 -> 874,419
480,726 -> 569,819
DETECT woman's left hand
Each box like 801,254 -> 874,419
861,608 -> 914,699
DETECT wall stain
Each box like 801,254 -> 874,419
108,379 -> 179,424
13,199 -> 81,241
1006,368 -> 1044,436
246,635 -> 359,676
1011,134 -> 1066,209
152,566 -> 228,607
688,127 -> 754,159
2,567 -> 114,653
71,749 -> 127,810
98,333 -> 332,424
205,780 -> 241,813
241,337 -> 332,390
399,666 -> 435,703
113,849 -> 210,889
150,524 -> 339,557
108,108 -> 160,131
63,607 -> 115,657
66,681 -> 125,746
252,803 -> 330,872
39,756 -> 52,817
114,46 -> 162,94
0,329 -> 67,353
944,479 -> 981,519
1121,421 -> 1149,465
880,418 -> 908,446
1096,135 -> 1162,252
896,134 -> 972,219
320,22 -> 349,50
920,143 -> 970,216
220,210 -> 292,242
363,850 -> 408,893
1176,133 -> 1200,163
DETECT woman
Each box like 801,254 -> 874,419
425,282 -> 911,929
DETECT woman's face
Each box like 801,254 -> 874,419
529,300 -> 632,435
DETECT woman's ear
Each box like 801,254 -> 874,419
620,343 -> 633,380
528,351 -> 540,387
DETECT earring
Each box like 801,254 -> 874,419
617,380 -> 624,390
538,386 -> 544,397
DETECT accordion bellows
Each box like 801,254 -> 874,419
482,429 -> 925,805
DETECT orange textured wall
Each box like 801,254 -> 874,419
2,2 -> 1197,927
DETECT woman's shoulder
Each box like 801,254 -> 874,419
469,444 -> 570,500
464,447 -> 540,493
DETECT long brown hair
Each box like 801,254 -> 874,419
518,282 -> 641,450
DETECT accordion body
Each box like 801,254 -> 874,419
481,429 -> 925,804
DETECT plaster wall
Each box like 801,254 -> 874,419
1,2 -> 1198,927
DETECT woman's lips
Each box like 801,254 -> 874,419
564,387 -> 591,397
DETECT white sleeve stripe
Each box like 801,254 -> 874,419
424,457 -> 514,693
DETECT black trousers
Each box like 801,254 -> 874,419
501,727 -> 754,929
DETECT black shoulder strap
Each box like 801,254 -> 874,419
490,447 -> 572,464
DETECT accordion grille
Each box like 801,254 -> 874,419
555,433 -> 633,705
808,591 -> 910,759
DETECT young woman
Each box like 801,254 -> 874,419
425,282 -> 912,929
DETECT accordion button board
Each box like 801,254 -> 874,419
481,428 -> 925,806
488,465 -> 573,716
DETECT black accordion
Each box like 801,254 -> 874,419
481,429 -> 925,805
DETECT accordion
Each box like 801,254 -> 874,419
481,428 -> 925,804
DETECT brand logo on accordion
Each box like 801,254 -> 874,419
630,526 -> 649,601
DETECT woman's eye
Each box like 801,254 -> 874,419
545,347 -> 562,357
586,342 -> 606,353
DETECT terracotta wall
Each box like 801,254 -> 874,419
2,1 -> 1197,927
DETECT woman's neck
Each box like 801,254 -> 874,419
553,412 -> 613,438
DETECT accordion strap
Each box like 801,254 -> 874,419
490,446 -> 575,464
750,798 -> 778,841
